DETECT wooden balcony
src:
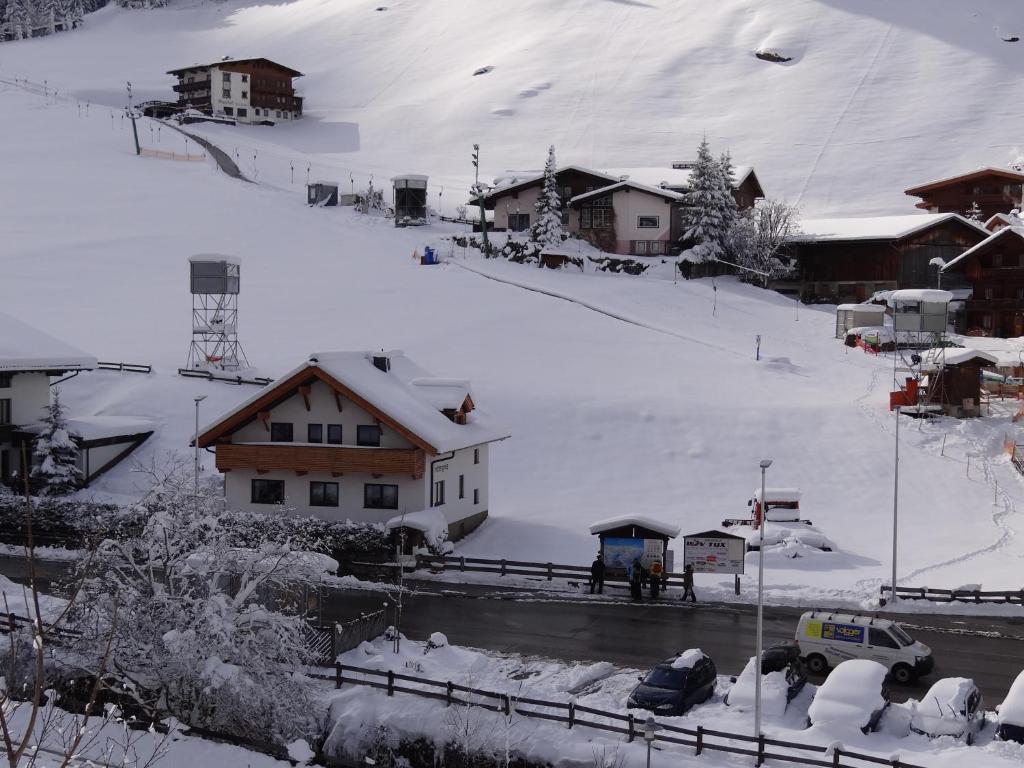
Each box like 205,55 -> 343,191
173,79 -> 211,93
215,443 -> 425,479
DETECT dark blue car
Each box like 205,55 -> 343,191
627,651 -> 717,716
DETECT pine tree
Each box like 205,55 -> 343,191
680,137 -> 729,263
31,389 -> 81,496
717,150 -> 739,242
966,201 -> 983,222
531,144 -> 563,252
5,0 -> 32,39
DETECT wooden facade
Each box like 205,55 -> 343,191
942,228 -> 1024,337
167,58 -> 303,123
215,443 -> 426,479
905,168 -> 1024,221
925,357 -> 992,417
789,218 -> 986,303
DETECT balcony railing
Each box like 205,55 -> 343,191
173,79 -> 211,93
215,443 -> 425,479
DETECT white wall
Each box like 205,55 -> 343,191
492,187 -> 541,230
612,188 -> 673,243
6,372 -> 50,426
426,443 -> 488,525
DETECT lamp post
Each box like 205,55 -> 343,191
193,395 -> 207,511
642,715 -> 661,768
891,406 -> 900,604
754,458 -> 772,740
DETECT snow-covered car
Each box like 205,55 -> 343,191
626,649 -> 716,716
725,642 -> 807,714
998,669 -> 1024,743
910,677 -> 984,744
807,659 -> 890,734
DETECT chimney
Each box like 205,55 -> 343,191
372,354 -> 390,373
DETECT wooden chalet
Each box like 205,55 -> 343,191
941,227 -> 1024,337
167,57 -> 303,125
905,167 -> 1024,222
784,214 -> 988,303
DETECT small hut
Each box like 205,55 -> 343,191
539,247 -> 579,270
888,289 -> 952,334
307,181 -> 339,207
835,303 -> 886,339
923,348 -> 998,417
393,174 -> 428,225
588,515 -> 680,577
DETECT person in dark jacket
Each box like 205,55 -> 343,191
630,558 -> 644,601
682,564 -> 697,602
590,554 -> 606,594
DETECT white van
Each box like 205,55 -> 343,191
795,611 -> 933,684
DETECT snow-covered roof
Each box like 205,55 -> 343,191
167,58 -> 303,77
188,252 -> 242,264
808,659 -> 889,729
836,303 -> 885,312
312,180 -> 339,186
602,165 -> 754,191
65,415 -> 154,441
887,289 -> 953,304
386,508 -> 447,537
790,213 -> 982,243
588,515 -> 681,538
751,487 -> 801,503
0,313 -> 97,373
922,348 -> 998,367
199,350 -> 509,454
904,166 -> 1024,195
941,226 -> 1024,272
985,212 -> 1016,231
392,174 -> 428,182
569,180 -> 684,205
486,165 -> 619,196
999,669 -> 1024,727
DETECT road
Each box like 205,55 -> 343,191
7,557 -> 1022,705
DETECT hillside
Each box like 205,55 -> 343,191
1,79 -> 1022,608
4,0 -> 1024,215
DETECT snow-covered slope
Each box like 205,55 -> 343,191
2,83 -> 1023,607
5,0 -> 1024,215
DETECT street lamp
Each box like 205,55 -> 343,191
891,406 -> 900,605
193,395 -> 207,511
754,458 -> 772,740
642,715 -> 661,768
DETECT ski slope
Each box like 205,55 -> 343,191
2,81 -> 1023,607
4,0 -> 1024,215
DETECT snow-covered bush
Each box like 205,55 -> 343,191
31,389 -> 81,496
679,137 -> 736,265
0,496 -> 138,548
66,462 -> 326,747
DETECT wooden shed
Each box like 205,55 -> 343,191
835,303 -> 886,339
588,515 -> 680,577
923,348 -> 998,417
307,181 -> 339,207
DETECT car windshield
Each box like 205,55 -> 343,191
642,667 -> 687,690
891,624 -> 914,647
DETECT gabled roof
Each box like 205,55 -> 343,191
589,515 -> 681,538
197,351 -> 508,454
790,213 -> 986,243
602,165 -> 759,195
569,179 -> 684,205
167,58 -> 303,77
984,212 -> 1016,231
904,167 -> 1024,197
0,313 -> 96,373
482,165 -> 619,201
941,226 -> 1024,272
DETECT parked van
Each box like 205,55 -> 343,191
795,611 -> 933,684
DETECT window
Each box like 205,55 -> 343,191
562,186 -> 572,205
222,72 -> 231,83
507,213 -> 530,232
868,628 -> 900,649
637,215 -> 660,228
327,424 -> 343,445
983,314 -> 993,329
276,110 -> 282,118
357,425 -> 381,447
993,254 -> 1003,268
0,374 -> 10,389
433,479 -> 445,506
474,448 -> 480,465
237,108 -> 248,118
364,483 -> 398,509
650,240 -> 665,255
1017,287 -> 1024,300
0,399 -> 10,425
634,241 -> 648,255
307,424 -> 323,443
241,74 -> 248,83
251,479 -> 284,504
581,197 -> 612,229
241,91 -> 248,99
985,287 -> 994,300
309,481 -> 339,507
474,488 -> 479,505
223,89 -> 231,100
223,106 -> 233,116
459,474 -> 465,499
270,422 -> 293,442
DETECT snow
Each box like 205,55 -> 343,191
911,677 -> 977,736
188,252 -> 241,264
751,487 -> 802,503
670,648 -> 706,670
386,508 -> 448,539
569,179 -> 684,204
427,631 -> 448,648
837,303 -> 886,313
0,311 -> 97,372
791,215 -> 979,242
63,415 -> 154,440
0,573 -> 65,620
807,660 -> 888,731
1000,670 -> 1024,727
588,515 -> 681,538
726,657 -> 790,716
888,289 -> 955,304
602,165 -> 755,192
921,348 -> 999,367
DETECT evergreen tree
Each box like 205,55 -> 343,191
680,137 -> 730,263
966,200 -> 983,222
5,0 -> 32,40
31,389 -> 81,496
717,150 -> 739,245
531,144 -> 563,252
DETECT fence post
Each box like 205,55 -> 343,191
832,746 -> 841,768
568,701 -> 575,729
335,662 -> 342,689
627,714 -> 635,743
695,725 -> 703,756
446,681 -> 453,707
891,759 -> 901,768
756,733 -> 765,766
503,694 -> 511,716
501,559 -> 507,576
387,670 -> 394,697
547,562 -> 552,581
460,556 -> 466,573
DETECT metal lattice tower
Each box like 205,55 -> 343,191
186,254 -> 248,371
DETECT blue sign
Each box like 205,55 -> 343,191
603,537 -> 645,571
822,622 -> 865,644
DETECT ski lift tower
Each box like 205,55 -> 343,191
186,254 -> 248,371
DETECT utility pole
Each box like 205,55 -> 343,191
125,81 -> 141,156
473,144 -> 489,255
193,395 -> 207,513
891,406 -> 900,604
754,458 -> 772,741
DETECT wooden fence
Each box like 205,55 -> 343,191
140,147 -> 206,162
314,663 -> 927,768
881,584 -> 1024,605
97,361 -> 153,374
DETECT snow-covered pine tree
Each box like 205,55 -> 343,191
5,0 -> 33,40
717,150 -> 739,241
531,144 -> 563,253
37,0 -> 57,34
966,201 -> 983,222
680,137 -> 730,263
31,389 -> 81,496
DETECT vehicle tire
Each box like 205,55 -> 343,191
806,654 -> 828,675
891,663 -> 914,685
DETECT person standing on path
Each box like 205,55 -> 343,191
590,554 -> 606,594
629,558 -> 644,601
682,564 -> 697,602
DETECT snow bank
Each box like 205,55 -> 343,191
726,657 -> 790,717
1000,670 -> 1024,727
911,677 -> 976,736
